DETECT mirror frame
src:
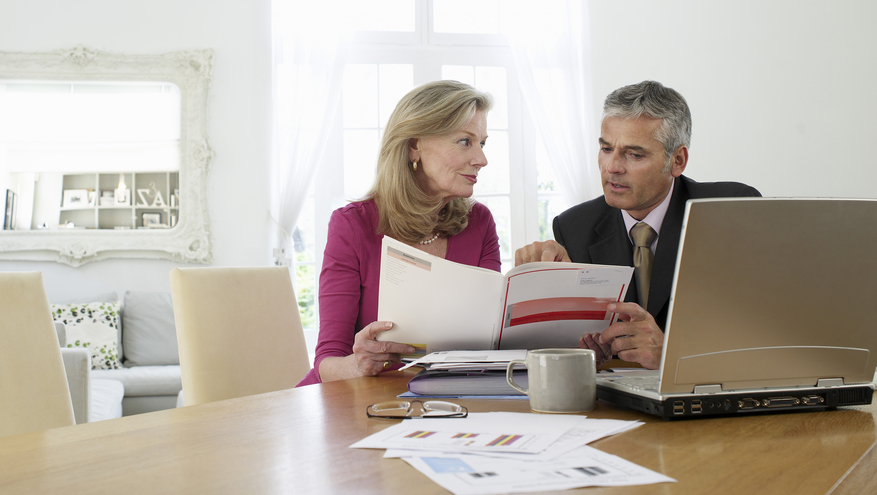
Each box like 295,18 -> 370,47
0,46 -> 214,266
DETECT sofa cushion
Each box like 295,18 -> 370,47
52,292 -> 122,359
92,365 -> 182,397
122,291 -> 180,366
51,301 -> 122,370
88,379 -> 125,423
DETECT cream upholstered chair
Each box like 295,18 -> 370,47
0,271 -> 76,438
170,267 -> 310,406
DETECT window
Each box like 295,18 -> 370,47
288,1 -> 570,362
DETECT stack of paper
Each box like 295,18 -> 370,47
351,412 -> 674,494
400,350 -> 529,398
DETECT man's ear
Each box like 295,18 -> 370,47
408,138 -> 420,163
669,145 -> 688,178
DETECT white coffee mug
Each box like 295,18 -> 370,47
506,348 -> 596,413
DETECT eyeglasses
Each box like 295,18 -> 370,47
366,400 -> 468,419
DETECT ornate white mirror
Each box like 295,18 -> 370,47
0,46 -> 214,266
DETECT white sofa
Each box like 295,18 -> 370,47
56,322 -> 125,424
55,291 -> 183,417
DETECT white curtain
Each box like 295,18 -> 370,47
270,1 -> 353,262
505,0 -> 601,206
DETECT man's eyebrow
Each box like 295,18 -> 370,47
623,145 -> 650,154
598,138 -> 650,154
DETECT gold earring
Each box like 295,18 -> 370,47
412,160 -> 418,171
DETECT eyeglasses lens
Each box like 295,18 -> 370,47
368,400 -> 465,418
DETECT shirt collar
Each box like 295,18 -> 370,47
622,177 -> 675,248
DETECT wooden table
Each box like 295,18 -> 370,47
1,370 -> 875,494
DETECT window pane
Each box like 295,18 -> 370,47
537,196 -> 566,242
378,64 -> 414,128
351,0 -> 415,32
343,129 -> 380,199
343,65 -> 378,128
442,65 -> 474,86
293,197 -> 316,263
535,135 -> 568,240
475,66 -> 507,129
295,262 -> 317,329
536,134 -> 558,193
476,130 -> 509,194
433,0 -> 500,34
475,196 -> 510,261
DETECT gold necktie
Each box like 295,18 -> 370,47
631,222 -> 658,309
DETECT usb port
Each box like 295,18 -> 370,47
673,401 -> 684,415
691,400 -> 702,414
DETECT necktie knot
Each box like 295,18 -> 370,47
631,222 -> 657,249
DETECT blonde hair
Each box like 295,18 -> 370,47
366,80 -> 493,243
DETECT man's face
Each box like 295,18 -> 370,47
598,116 -> 686,220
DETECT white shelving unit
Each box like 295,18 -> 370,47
58,172 -> 180,230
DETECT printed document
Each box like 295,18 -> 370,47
377,236 -> 633,354
352,412 -> 674,494
401,445 -> 674,494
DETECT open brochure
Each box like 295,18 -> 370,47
376,236 -> 633,354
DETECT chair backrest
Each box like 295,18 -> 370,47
0,271 -> 75,438
170,266 -> 310,406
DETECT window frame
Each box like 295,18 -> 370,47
293,1 -> 562,360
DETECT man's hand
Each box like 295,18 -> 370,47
593,302 -> 664,369
579,332 -> 613,369
514,240 -> 572,266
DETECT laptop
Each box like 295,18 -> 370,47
595,198 -> 877,419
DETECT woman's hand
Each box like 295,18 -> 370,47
349,321 -> 417,377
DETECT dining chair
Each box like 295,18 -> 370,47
169,266 -> 310,406
0,271 -> 76,438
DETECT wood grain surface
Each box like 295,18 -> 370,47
0,370 -> 874,494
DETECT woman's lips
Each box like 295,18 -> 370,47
462,174 -> 478,184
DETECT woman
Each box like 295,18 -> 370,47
297,80 -> 501,386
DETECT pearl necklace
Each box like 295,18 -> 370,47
419,232 -> 440,245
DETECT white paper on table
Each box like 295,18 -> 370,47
401,445 -> 676,495
351,412 -> 585,455
385,416 -> 643,462
399,349 -> 528,371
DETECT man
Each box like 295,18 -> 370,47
515,80 -> 760,369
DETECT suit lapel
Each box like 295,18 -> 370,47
588,210 -> 637,303
648,177 -> 689,316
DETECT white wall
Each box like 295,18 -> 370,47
1,0 -> 875,299
589,0 -> 877,198
0,0 -> 274,300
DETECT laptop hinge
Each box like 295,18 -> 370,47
817,378 -> 844,387
693,384 -> 723,394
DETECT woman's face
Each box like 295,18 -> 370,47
409,110 -> 488,205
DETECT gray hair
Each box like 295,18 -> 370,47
602,81 -> 692,165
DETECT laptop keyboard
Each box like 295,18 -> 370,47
597,374 -> 661,393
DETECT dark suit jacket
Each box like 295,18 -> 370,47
554,175 -> 761,330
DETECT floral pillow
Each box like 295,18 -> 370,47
51,301 -> 121,370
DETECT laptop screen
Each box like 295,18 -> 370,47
658,198 -> 877,394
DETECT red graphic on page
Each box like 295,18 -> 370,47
506,297 -> 616,327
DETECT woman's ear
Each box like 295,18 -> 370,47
408,138 -> 420,163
